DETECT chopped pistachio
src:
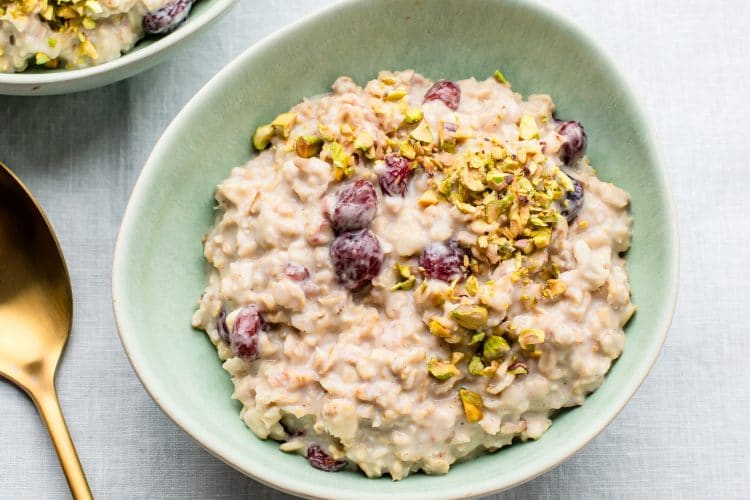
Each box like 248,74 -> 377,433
428,317 -> 454,338
395,262 -> 412,279
47,38 -> 57,48
475,234 -> 487,249
399,140 -> 416,159
428,358 -> 459,381
469,154 -> 486,170
410,120 -> 433,144
271,112 -> 297,139
458,388 -> 483,422
557,169 -> 575,192
59,6 -> 79,19
468,356 -> 485,376
483,335 -> 510,360
518,328 -> 545,350
417,190 -> 439,208
391,262 -> 416,291
550,263 -> 561,278
440,138 -> 456,153
295,135 -> 323,158
480,360 -> 500,376
514,239 -> 534,255
490,146 -> 506,161
486,170 -> 513,191
35,53 -> 50,65
404,108 -> 423,124
391,275 -> 416,291
451,352 -> 465,365
317,122 -> 336,141
252,124 -> 274,151
465,276 -> 478,296
450,305 -> 488,330
493,69 -> 508,84
437,174 -> 454,196
354,132 -> 374,151
497,193 -> 515,212
385,88 -> 408,101
82,17 -> 95,29
519,113 -> 539,140
532,227 -> 552,249
445,332 -> 465,344
40,6 -> 54,21
485,201 -> 501,223
453,127 -> 476,141
508,360 -> 529,375
469,330 -> 486,346
450,193 -> 479,215
329,142 -> 350,181
381,138 -> 396,151
339,123 -> 354,136
543,279 -> 567,300
500,156 -> 519,171
460,167 -> 485,192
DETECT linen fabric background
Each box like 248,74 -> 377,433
0,0 -> 748,498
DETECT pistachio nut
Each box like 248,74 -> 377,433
295,135 -> 323,158
450,305 -> 488,330
428,317 -> 454,338
271,112 -> 297,139
458,388 -> 484,422
252,124 -> 275,151
518,113 -> 539,141
518,328 -> 545,350
428,358 -> 459,381
410,120 -> 433,144
385,88 -> 408,101
483,335 -> 510,360
508,359 -> 529,375
354,132 -> 374,151
468,356 -> 485,376
468,330 -> 486,346
543,279 -> 567,299
465,276 -> 478,296
404,108 -> 424,124
417,190 -> 439,208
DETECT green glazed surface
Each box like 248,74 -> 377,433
113,0 -> 679,497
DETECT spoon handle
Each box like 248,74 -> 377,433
33,388 -> 93,500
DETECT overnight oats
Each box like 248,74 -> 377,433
192,70 -> 635,479
0,0 -> 196,73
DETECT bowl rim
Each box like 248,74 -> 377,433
0,0 -> 237,86
112,0 -> 680,497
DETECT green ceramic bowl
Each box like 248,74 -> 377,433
0,0 -> 236,96
113,0 -> 679,497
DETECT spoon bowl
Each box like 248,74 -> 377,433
0,162 -> 92,499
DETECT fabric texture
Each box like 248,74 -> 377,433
0,0 -> 748,498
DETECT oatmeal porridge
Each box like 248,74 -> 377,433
0,0 -> 195,72
192,70 -> 635,479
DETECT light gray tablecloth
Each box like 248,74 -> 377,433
1,0 -> 748,498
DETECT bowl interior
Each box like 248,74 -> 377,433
113,0 -> 678,497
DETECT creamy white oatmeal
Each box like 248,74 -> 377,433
192,70 -> 635,479
0,0 -> 194,72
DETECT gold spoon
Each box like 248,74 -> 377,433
0,162 -> 92,499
